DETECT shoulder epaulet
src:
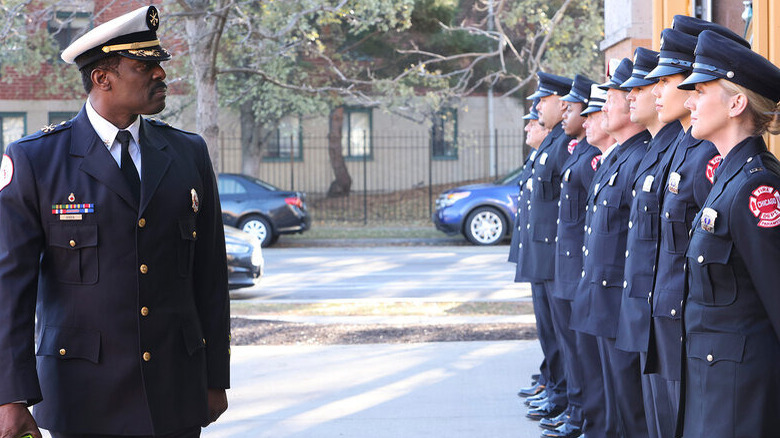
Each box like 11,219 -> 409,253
145,117 -> 197,135
742,154 -> 767,176
16,120 -> 72,143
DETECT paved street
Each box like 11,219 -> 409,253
233,245 -> 532,302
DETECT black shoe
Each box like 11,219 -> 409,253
531,373 -> 541,384
524,389 -> 549,405
539,410 -> 568,430
526,402 -> 566,421
527,396 -> 548,409
541,422 -> 582,438
518,381 -> 546,397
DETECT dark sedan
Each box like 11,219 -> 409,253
432,167 -> 523,245
225,225 -> 264,290
218,174 -> 311,247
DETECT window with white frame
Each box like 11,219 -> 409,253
341,108 -> 372,158
265,115 -> 302,160
0,113 -> 26,153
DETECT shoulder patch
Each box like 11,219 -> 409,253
705,155 -> 722,184
591,155 -> 601,171
749,185 -> 780,228
0,154 -> 13,191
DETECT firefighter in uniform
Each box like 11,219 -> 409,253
675,29 -> 780,438
0,6 -> 230,438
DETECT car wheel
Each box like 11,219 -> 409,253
239,215 -> 274,247
464,207 -> 506,245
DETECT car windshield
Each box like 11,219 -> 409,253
494,166 -> 523,185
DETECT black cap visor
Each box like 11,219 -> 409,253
678,71 -> 720,90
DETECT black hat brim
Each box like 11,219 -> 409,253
620,76 -> 657,89
527,90 -> 552,100
645,64 -> 688,80
678,71 -> 720,90
581,106 -> 603,116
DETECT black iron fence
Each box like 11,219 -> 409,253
218,129 -> 528,223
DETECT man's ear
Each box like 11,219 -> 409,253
91,68 -> 112,92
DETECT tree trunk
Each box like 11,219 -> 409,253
239,100 -> 263,177
327,107 -> 352,197
183,2 -> 221,172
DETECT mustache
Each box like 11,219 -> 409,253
151,83 -> 168,95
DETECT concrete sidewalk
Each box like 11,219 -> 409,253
202,340 -> 546,438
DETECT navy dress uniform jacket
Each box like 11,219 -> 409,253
508,150 -> 536,264
553,139 -> 600,301
645,130 -> 719,381
571,130 -> 651,338
0,108 -> 230,435
517,123 -> 572,281
679,136 -> 780,438
616,122 -> 682,352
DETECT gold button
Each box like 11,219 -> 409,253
202,338 -> 206,345
138,218 -> 147,228
59,348 -> 66,356
140,264 -> 148,274
141,307 -> 149,317
192,231 -> 197,239
143,352 -> 151,362
706,354 -> 713,362
69,240 -> 76,248
671,309 -> 677,316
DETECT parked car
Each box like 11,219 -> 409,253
432,167 -> 523,245
218,173 -> 311,247
225,225 -> 264,290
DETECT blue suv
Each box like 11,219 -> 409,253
433,167 -> 523,245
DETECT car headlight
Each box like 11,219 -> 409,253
226,242 -> 250,254
439,191 -> 471,207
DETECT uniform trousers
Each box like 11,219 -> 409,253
597,336 -> 649,438
531,281 -> 564,402
575,330 -> 614,438
51,426 -> 200,438
547,289 -> 579,415
640,353 -> 676,438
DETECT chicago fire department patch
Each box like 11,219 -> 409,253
705,155 -> 722,184
567,140 -> 578,154
0,154 -> 13,191
749,185 -> 780,228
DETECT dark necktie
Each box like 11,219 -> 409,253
117,130 -> 141,203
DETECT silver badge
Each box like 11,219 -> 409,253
530,150 -> 537,161
668,172 -> 681,194
701,207 -> 717,233
526,178 -> 533,191
564,168 -> 571,182
642,175 -> 654,193
594,183 -> 600,195
539,152 -> 548,166
608,172 -> 618,186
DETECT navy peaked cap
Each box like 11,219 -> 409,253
581,84 -> 608,115
672,15 -> 750,48
621,47 -> 660,89
598,58 -> 633,91
678,30 -> 780,102
527,71 -> 573,100
523,98 -> 540,120
645,29 -> 697,79
562,74 -> 597,104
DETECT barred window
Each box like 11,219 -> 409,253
265,116 -> 302,160
341,108 -> 372,158
432,108 -> 457,159
0,113 -> 26,153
